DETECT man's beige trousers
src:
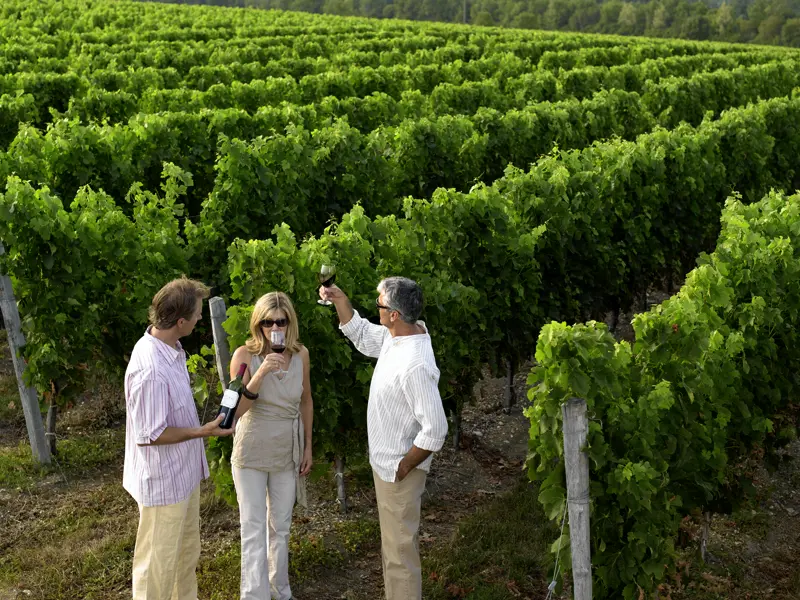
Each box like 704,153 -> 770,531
373,468 -> 427,600
132,485 -> 201,600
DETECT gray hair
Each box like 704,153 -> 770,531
377,277 -> 423,324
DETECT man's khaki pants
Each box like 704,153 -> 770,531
373,469 -> 427,600
132,486 -> 201,600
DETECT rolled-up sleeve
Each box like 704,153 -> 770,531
129,379 -> 170,445
404,364 -> 448,451
339,310 -> 389,359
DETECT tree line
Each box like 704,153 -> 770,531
139,0 -> 800,47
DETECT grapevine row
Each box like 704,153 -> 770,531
527,188 -> 800,598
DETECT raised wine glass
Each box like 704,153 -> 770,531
317,263 -> 337,305
270,330 -> 288,376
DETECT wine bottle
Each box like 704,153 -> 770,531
218,363 -> 247,429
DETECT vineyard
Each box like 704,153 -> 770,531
1,0 -> 800,598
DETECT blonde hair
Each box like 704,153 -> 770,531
245,292 -> 302,357
149,276 -> 210,329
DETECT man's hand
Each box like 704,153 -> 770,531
319,284 -> 355,326
319,283 -> 346,304
200,414 -> 235,438
396,446 -> 433,481
396,461 -> 412,482
144,414 -> 235,445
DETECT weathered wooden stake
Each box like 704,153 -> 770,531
46,398 -> 57,455
451,408 -> 461,451
209,296 -> 231,389
334,455 -> 347,514
562,397 -> 592,600
0,242 -> 50,464
503,358 -> 515,413
610,307 -> 620,334
701,510 -> 712,562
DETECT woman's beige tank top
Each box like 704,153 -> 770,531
231,351 -> 308,506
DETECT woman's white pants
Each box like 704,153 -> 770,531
233,466 -> 296,600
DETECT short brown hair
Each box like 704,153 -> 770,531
148,276 -> 210,330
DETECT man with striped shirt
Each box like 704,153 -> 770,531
320,276 -> 448,600
123,277 -> 234,600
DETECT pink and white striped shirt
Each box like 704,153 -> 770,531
123,328 -> 209,507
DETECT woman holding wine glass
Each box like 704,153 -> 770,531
228,291 -> 313,600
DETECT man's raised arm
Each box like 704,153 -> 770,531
320,284 -> 387,359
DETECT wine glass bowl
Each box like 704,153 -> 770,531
270,331 -> 288,375
317,263 -> 337,305
270,330 -> 286,353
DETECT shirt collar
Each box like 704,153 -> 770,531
145,326 -> 184,362
390,320 -> 429,344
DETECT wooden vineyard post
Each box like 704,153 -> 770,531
562,397 -> 592,600
503,357 -> 515,413
0,242 -> 50,464
334,454 -> 347,514
209,297 -> 231,389
451,407 -> 461,451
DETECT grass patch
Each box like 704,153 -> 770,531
198,542 -> 241,600
423,479 -> 554,600
1,533 -> 135,599
0,372 -> 24,426
730,507 -> 771,539
286,517 -> 380,582
335,518 -> 381,554
0,374 -> 16,399
0,482 -> 136,599
0,428 -> 124,489
289,534 -> 338,579
198,514 -> 381,598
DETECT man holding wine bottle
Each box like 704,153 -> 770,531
123,276 -> 235,600
319,276 -> 448,600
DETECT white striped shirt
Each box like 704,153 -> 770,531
123,328 -> 209,507
340,311 -> 448,482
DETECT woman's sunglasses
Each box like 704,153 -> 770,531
260,318 -> 289,328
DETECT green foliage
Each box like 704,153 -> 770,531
0,429 -> 124,489
527,190 -> 800,598
0,164 -> 190,404
2,5 -> 800,574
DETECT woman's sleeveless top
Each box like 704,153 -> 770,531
231,351 -> 308,506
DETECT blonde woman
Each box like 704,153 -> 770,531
229,292 -> 313,600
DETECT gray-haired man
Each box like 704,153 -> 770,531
320,277 -> 448,600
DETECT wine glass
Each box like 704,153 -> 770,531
270,330 -> 288,375
317,263 -> 337,305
